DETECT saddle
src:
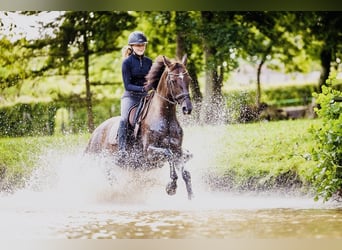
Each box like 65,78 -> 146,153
128,91 -> 154,139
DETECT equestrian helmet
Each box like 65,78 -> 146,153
128,31 -> 148,45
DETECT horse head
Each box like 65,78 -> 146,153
162,55 -> 193,115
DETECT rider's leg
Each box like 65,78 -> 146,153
117,119 -> 128,153
116,95 -> 140,161
117,97 -> 131,162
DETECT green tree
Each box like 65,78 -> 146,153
0,38 -> 33,96
241,12 -> 305,107
37,11 -> 136,132
296,12 -> 342,92
174,11 -> 203,104
200,12 -> 249,123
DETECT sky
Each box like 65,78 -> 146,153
0,11 -> 63,41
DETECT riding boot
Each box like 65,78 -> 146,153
116,120 -> 128,164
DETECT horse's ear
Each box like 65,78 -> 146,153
181,54 -> 187,66
162,56 -> 172,68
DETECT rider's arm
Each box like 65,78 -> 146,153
122,59 -> 145,93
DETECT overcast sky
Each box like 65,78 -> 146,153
0,11 -> 62,41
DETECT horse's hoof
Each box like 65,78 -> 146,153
166,182 -> 177,196
187,192 -> 194,200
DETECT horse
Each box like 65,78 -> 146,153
85,54 -> 194,200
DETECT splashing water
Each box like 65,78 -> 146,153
0,125 -> 341,239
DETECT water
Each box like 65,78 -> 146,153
0,126 -> 341,239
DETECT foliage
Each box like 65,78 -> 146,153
225,90 -> 256,123
28,11 -> 137,132
241,12 -> 304,71
309,76 -> 342,202
0,38 -> 34,90
294,12 -> 342,90
0,102 -> 57,137
39,11 -> 136,72
63,98 -> 121,133
0,97 -> 121,137
262,84 -> 318,106
136,11 -> 177,59
223,83 -> 323,123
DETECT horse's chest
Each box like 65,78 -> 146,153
148,119 -> 182,145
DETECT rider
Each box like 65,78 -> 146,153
117,31 -> 153,161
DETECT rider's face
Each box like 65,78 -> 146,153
132,44 -> 146,56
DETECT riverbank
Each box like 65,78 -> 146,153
0,119 -> 320,194
192,119 -> 319,194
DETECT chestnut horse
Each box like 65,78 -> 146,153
85,55 -> 194,199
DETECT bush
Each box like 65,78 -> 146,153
309,79 -> 342,202
0,103 -> 57,137
263,84 -> 318,106
0,98 -> 120,137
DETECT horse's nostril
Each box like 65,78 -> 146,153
182,106 -> 192,115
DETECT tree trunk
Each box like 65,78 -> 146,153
256,45 -> 272,107
318,47 -> 332,93
201,47 -> 226,124
82,27 -> 94,132
256,59 -> 264,107
175,11 -> 202,103
187,62 -> 202,103
201,11 -> 226,124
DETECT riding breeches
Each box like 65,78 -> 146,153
120,93 -> 145,122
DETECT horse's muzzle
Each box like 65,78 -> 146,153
182,97 -> 192,115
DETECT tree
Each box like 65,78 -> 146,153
241,12 -> 303,107
295,12 -> 342,92
0,38 -> 34,96
39,11 -> 136,132
0,12 -> 32,95
174,11 -> 203,104
200,12 -> 248,123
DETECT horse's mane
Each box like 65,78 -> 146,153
144,55 -> 166,89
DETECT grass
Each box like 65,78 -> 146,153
208,119 -> 320,192
0,119 -> 320,193
0,133 -> 90,190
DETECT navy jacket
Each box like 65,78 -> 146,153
121,53 -> 152,97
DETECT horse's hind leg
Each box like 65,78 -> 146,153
166,161 -> 178,196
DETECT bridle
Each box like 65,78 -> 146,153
156,69 -> 191,105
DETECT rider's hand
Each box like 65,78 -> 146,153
143,84 -> 153,92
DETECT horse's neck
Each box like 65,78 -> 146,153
150,92 -> 177,119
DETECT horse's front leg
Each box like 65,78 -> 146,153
180,161 -> 194,200
166,160 -> 178,196
167,151 -> 194,200
173,149 -> 194,200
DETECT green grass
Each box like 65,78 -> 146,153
0,119 -> 320,192
0,133 -> 90,189
211,119 -> 319,191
